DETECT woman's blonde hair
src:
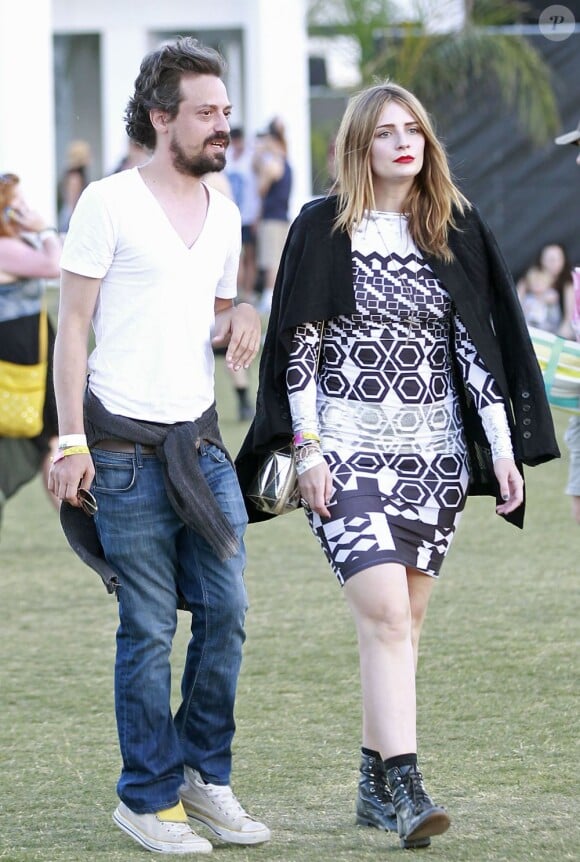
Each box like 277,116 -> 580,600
332,82 -> 469,261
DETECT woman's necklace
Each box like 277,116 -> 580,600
371,212 -> 421,343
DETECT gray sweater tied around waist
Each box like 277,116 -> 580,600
60,388 -> 239,600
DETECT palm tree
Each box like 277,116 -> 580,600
308,0 -> 560,145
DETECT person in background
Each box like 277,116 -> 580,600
57,139 -> 92,234
48,37 -> 269,855
202,168 -> 234,199
253,117 -> 292,314
225,128 -> 261,305
112,139 -> 151,173
516,242 -> 574,337
555,118 -> 580,523
326,134 -> 338,189
237,82 -> 559,850
0,172 -> 61,529
205,167 -> 255,422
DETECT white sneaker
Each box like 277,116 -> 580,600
113,800 -> 213,854
180,767 -> 271,845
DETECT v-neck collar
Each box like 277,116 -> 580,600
135,168 -> 210,250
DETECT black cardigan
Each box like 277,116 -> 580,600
236,196 -> 560,526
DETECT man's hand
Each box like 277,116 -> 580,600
213,301 -> 261,371
48,454 -> 95,508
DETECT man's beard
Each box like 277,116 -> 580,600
170,133 -> 229,177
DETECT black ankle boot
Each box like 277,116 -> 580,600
386,763 -> 450,850
355,751 -> 397,832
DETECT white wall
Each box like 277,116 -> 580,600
0,1 -> 461,220
245,0 -> 311,214
0,0 -> 56,223
52,0 -> 311,213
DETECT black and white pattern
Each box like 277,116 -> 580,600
287,212 -> 508,584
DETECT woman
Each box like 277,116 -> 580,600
0,172 -> 61,526
204,169 -> 255,422
516,242 -> 574,337
57,139 -> 92,233
236,83 -> 559,850
254,117 -> 292,314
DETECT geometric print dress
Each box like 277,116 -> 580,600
287,212 -> 511,584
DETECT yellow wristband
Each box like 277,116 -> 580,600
293,431 -> 321,446
59,445 -> 90,456
52,445 -> 90,463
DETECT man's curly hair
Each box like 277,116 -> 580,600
124,37 -> 226,150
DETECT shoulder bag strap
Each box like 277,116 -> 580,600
38,301 -> 48,364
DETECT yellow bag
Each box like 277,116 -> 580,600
529,325 -> 580,415
0,305 -> 48,438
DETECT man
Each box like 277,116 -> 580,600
49,37 -> 269,855
555,118 -> 580,524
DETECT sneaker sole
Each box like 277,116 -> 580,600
113,808 -> 213,854
182,807 -> 271,845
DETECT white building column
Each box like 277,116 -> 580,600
245,0 -> 311,214
0,0 -> 56,221
101,27 -> 150,174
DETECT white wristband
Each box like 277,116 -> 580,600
38,227 -> 58,241
58,433 -> 88,449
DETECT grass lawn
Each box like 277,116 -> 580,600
0,362 -> 578,861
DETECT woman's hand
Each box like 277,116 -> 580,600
494,458 -> 524,515
298,460 -> 333,519
8,204 -> 49,234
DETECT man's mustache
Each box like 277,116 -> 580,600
205,133 -> 230,147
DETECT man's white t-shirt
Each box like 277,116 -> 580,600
60,168 -> 241,422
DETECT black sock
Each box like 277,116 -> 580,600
361,746 -> 381,759
384,753 -> 417,770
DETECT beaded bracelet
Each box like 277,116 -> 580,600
294,440 -> 322,462
295,449 -> 325,476
294,440 -> 325,476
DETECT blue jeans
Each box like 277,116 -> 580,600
92,442 -> 248,814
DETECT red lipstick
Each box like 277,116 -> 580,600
394,156 -> 414,163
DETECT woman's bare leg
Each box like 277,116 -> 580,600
344,563 -> 417,758
407,568 -> 436,671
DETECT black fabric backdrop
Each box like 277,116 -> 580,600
440,31 -> 580,280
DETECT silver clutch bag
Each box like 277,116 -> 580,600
247,322 -> 326,517
246,446 -> 300,516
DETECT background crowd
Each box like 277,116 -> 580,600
2,106 -> 580,535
